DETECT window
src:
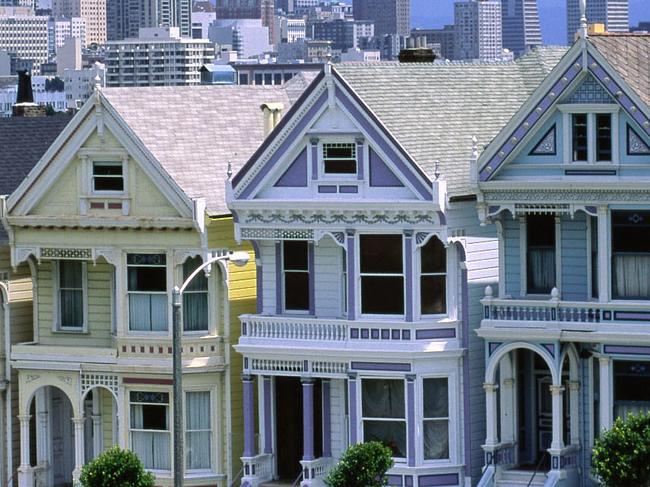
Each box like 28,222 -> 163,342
423,378 -> 449,460
186,391 -> 211,470
614,361 -> 650,420
182,257 -> 208,332
57,260 -> 84,329
612,211 -> 650,299
420,238 -> 446,314
571,114 -> 588,162
130,391 -> 170,471
323,143 -> 357,174
596,114 -> 612,162
360,235 -> 404,314
127,254 -> 168,331
341,249 -> 347,315
362,379 -> 406,458
569,112 -> 614,163
526,215 -> 556,294
283,241 -> 309,311
92,161 -> 124,192
590,217 -> 598,299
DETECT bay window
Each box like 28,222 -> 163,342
186,391 -> 212,470
182,257 -> 208,332
283,241 -> 309,311
423,378 -> 449,460
614,361 -> 650,420
612,211 -> 650,299
56,260 -> 85,329
420,238 -> 446,314
526,215 -> 556,294
130,391 -> 170,471
360,235 -> 404,315
128,253 -> 168,331
362,379 -> 406,458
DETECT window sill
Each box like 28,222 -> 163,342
52,328 -> 89,335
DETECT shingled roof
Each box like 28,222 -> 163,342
334,47 -> 568,198
0,115 -> 73,196
102,84 -> 295,215
589,34 -> 650,108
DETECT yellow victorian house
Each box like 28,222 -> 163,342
1,79 -> 309,487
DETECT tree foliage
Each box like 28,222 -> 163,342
79,447 -> 155,487
593,412 -> 650,487
325,441 -> 394,487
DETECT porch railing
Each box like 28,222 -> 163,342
241,453 -> 273,486
300,457 -> 333,487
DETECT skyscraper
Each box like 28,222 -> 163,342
352,0 -> 410,37
214,0 -> 275,45
454,0 -> 503,61
53,0 -> 106,44
567,0 -> 629,44
106,0 -> 191,40
501,0 -> 541,56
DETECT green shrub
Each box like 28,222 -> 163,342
325,441 -> 394,487
593,412 -> 650,487
79,446 -> 155,487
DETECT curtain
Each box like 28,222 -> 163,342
362,379 -> 405,418
59,261 -> 83,327
183,293 -> 208,332
423,420 -> 449,460
363,420 -> 406,458
613,255 -> 650,299
130,404 -> 170,470
129,294 -> 168,331
615,401 -> 650,419
528,248 -> 555,292
186,392 -> 211,470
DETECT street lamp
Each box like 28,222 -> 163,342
171,250 -> 250,487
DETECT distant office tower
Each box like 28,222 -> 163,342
53,0 -> 106,45
215,0 -> 275,44
48,16 -> 86,59
566,0 -> 628,43
454,0 -> 502,61
0,7 -> 49,72
501,0 -> 541,56
352,0 -> 410,37
107,0 -> 191,40
411,25 -> 455,60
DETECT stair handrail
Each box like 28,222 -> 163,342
291,469 -> 304,487
228,466 -> 244,487
526,451 -> 549,487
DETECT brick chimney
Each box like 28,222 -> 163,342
12,70 -> 45,117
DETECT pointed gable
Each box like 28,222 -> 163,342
274,148 -> 308,187
564,74 -> 614,104
369,147 -> 403,187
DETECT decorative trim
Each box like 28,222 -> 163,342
41,248 -> 92,259
241,228 -> 315,240
123,377 -> 174,385
350,362 -> 411,372
627,123 -> 650,155
242,210 -> 438,226
529,125 -> 556,155
565,74 -> 614,104
484,189 -> 650,203
81,373 -> 119,397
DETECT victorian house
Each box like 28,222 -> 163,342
475,32 -> 650,486
0,79 -> 311,487
227,49 -> 566,487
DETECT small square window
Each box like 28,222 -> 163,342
92,162 -> 124,192
323,143 -> 357,175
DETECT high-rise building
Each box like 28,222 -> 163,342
215,0 -> 275,44
352,0 -> 410,37
48,16 -> 86,59
501,0 -> 541,56
566,0 -> 628,44
454,0 -> 502,61
411,25 -> 455,60
53,0 -> 106,45
106,0 -> 190,40
311,18 -> 374,51
0,7 -> 49,73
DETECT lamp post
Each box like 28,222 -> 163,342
172,250 -> 250,487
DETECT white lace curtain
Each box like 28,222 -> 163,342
423,378 -> 449,460
528,248 -> 555,293
613,255 -> 650,299
129,294 -> 167,331
130,405 -> 170,470
183,257 -> 209,332
186,391 -> 211,470
614,400 -> 650,420
362,379 -> 406,457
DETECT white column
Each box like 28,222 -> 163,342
35,389 -> 49,467
550,385 -> 565,452
500,379 -> 515,444
72,416 -> 85,484
92,391 -> 102,458
568,381 -> 580,445
17,414 -> 33,487
484,383 -> 499,447
599,357 -> 613,431
597,205 -> 609,302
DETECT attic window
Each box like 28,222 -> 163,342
92,161 -> 124,192
323,143 -> 357,174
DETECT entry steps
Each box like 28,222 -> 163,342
260,481 -> 295,487
496,469 -> 546,487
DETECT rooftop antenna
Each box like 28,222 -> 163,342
579,0 -> 588,39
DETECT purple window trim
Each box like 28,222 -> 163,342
310,137 -> 319,181
322,380 -> 332,457
456,241 -> 471,478
318,185 -> 337,193
356,138 -> 365,181
418,473 -> 460,486
275,242 -> 282,314
339,185 -> 359,193
263,376 -> 272,454
346,230 -> 356,320
603,345 -> 650,356
415,328 -> 457,340
302,378 -> 315,461
404,232 -> 413,322
348,374 -> 358,444
308,242 -> 315,315
350,362 -> 411,372
406,376 -> 416,467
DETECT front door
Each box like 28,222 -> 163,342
51,388 -> 74,487
537,376 -> 552,457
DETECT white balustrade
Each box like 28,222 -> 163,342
241,453 -> 273,486
300,457 -> 333,486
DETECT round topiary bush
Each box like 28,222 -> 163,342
592,412 -> 650,487
79,446 -> 155,487
325,441 -> 394,487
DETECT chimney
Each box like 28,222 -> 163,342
12,70 -> 45,117
398,46 -> 436,63
260,102 -> 284,136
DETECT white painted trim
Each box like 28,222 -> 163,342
52,260 -> 89,333
519,217 -> 527,296
597,206 -> 610,302
555,216 -> 562,295
495,220 -> 506,299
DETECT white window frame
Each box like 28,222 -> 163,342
91,161 -> 126,195
341,247 -> 348,317
184,388 -> 215,474
420,376 -> 451,463
127,389 -> 172,473
357,232 -> 405,319
360,377 -> 407,463
179,256 -> 211,335
559,104 -> 619,165
282,240 -> 311,314
126,252 -> 170,334
52,260 -> 88,332
416,236 -> 449,320
319,141 -> 358,180
520,214 -> 562,297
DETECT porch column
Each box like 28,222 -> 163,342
242,374 -> 256,457
550,385 -> 565,451
406,375 -> 416,467
302,378 -> 315,461
484,383 -> 499,447
599,357 -> 613,431
597,205 -> 609,302
500,379 -> 515,444
262,376 -> 273,455
348,374 -> 358,444
568,381 -> 580,445
35,388 -> 50,466
17,414 -> 32,487
322,380 -> 331,458
72,416 -> 85,483
92,391 -> 103,458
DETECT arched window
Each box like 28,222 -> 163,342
183,256 -> 208,331
420,238 -> 446,315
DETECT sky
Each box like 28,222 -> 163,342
411,0 -> 650,45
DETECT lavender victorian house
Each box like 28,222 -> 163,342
226,49 -> 566,487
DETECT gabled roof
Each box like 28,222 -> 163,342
101,84 -> 295,215
334,46 -> 568,198
0,115 -> 73,196
589,34 -> 650,108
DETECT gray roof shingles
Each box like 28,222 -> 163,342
335,47 -> 568,198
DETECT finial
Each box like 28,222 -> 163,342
227,160 -> 233,179
93,73 -> 101,91
579,0 -> 588,39
433,160 -> 440,181
471,136 -> 479,159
